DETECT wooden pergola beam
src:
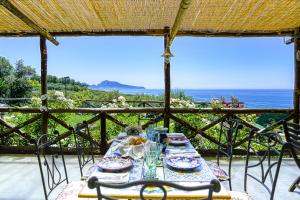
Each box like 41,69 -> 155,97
0,30 -> 295,38
0,0 -> 59,45
166,0 -> 192,49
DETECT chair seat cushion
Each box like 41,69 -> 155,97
206,161 -> 230,181
229,191 -> 254,200
56,181 -> 86,200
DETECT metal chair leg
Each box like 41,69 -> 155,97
244,133 -> 253,192
270,146 -> 285,200
228,144 -> 233,191
289,175 -> 300,192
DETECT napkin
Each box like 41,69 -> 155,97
166,148 -> 201,158
89,170 -> 130,184
167,133 -> 185,137
110,138 -> 149,159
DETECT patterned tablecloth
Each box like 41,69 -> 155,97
78,132 -> 232,199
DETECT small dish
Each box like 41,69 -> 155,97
168,135 -> 189,146
97,157 -> 133,172
166,156 -> 201,171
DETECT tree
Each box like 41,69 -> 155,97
10,79 -> 33,98
48,75 -> 58,83
0,57 -> 14,97
0,79 -> 10,97
15,59 -> 36,79
0,57 -> 13,77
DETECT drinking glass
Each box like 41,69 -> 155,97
154,127 -> 168,154
146,128 -> 156,142
143,150 -> 158,180
154,127 -> 168,143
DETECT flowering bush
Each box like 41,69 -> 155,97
170,98 -> 195,108
210,98 -> 224,109
6,91 -> 76,145
102,96 -> 130,108
3,91 -> 259,151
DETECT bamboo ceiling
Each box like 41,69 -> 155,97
0,0 -> 300,37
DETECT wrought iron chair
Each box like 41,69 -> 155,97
74,121 -> 95,178
214,117 -> 243,190
34,130 -> 86,200
244,129 -> 288,200
87,177 -> 221,200
35,131 -> 69,200
283,121 -> 300,192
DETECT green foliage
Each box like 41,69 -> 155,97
5,91 -> 76,145
10,79 -> 33,98
0,56 -> 87,105
0,55 -> 261,150
47,75 -> 87,92
0,57 -> 35,101
3,91 -> 261,150
0,57 -> 13,77
256,113 -> 289,126
0,57 -> 14,98
15,60 -> 36,79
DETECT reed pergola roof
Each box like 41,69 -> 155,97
1,0 -> 300,40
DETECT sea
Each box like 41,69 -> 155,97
101,89 -> 294,108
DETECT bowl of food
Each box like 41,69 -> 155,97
128,136 -> 147,146
115,136 -> 147,159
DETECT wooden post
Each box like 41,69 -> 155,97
294,33 -> 300,123
40,37 -> 48,134
164,28 -> 171,129
100,113 -> 108,154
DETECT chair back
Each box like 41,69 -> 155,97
218,117 -> 243,158
35,131 -> 68,200
283,121 -> 300,169
88,177 -> 221,200
74,121 -> 95,177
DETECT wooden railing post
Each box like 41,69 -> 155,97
164,27 -> 171,130
40,37 -> 48,134
100,113 -> 108,154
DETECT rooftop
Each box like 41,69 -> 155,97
1,0 -> 300,38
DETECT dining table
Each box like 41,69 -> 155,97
78,132 -> 232,199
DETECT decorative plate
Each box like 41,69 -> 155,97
97,157 -> 133,172
168,135 -> 189,146
166,156 -> 201,171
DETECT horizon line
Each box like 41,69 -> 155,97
93,88 -> 294,90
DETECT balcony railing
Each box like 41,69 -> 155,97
0,102 -> 294,155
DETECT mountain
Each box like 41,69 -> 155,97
89,80 -> 145,90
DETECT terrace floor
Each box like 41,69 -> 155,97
0,154 -> 299,200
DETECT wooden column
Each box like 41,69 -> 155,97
294,33 -> 300,123
100,113 -> 108,154
164,28 -> 171,129
40,37 -> 48,134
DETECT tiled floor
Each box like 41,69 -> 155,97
0,154 -> 299,200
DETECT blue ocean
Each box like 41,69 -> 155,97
106,89 -> 293,108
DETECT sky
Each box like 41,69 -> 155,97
0,36 -> 294,89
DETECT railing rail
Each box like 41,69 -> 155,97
0,98 -> 245,108
0,107 -> 293,114
0,106 -> 294,154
